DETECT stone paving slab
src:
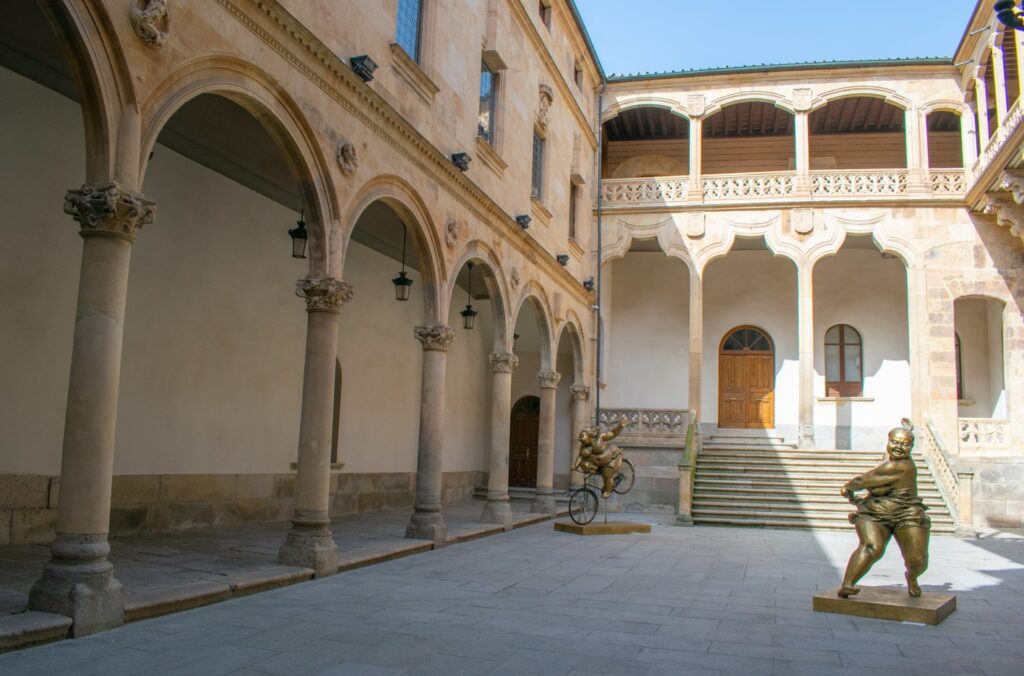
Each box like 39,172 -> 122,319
1,518 -> 1022,674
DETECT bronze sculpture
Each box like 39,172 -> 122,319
838,419 -> 930,598
572,419 -> 627,498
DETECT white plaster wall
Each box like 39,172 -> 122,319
441,299 -> 493,473
702,252 -> 798,433
0,67 -> 82,475
988,302 -> 1007,418
604,253 -> 690,409
956,297 -> 1006,419
812,250 -> 911,449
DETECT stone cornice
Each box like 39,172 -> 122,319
216,0 -> 589,304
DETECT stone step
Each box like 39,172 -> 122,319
693,498 -> 952,517
693,484 -> 944,500
692,514 -> 957,533
702,444 -> 800,452
697,460 -> 881,471
698,449 -> 885,460
0,611 -> 71,651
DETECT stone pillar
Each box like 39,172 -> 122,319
569,384 -> 590,488
687,116 -> 703,201
1016,31 -> 1024,103
991,41 -> 1009,127
905,107 -> 928,193
688,271 -> 703,426
279,278 -> 352,577
960,110 -> 979,173
793,111 -> 811,195
797,262 -> 816,449
406,324 -> 455,545
29,184 -> 155,637
531,371 -> 561,514
481,351 -> 517,528
976,76 -> 991,145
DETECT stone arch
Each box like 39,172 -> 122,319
704,91 -> 796,117
513,282 -> 556,371
809,86 -> 911,113
556,313 -> 587,384
138,56 -> 338,278
921,99 -> 971,117
601,96 -> 690,123
448,240 -> 511,349
341,175 -> 446,324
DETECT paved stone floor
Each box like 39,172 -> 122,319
2,518 -> 1023,675
0,501 -> 550,616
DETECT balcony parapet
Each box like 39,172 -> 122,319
601,170 -> 965,209
973,98 -> 1024,186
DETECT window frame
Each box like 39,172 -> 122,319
539,0 -> 552,29
531,132 -> 545,201
568,181 -> 578,240
825,324 -> 863,397
955,331 -> 964,400
395,0 -> 425,62
478,61 -> 498,145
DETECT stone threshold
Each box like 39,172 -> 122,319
0,509 -> 564,653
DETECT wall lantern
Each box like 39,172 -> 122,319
996,1 -> 1024,29
513,332 -> 520,351
582,277 -> 595,292
556,254 -> 569,266
460,262 -> 479,330
392,225 -> 414,301
452,153 -> 471,172
350,55 -> 378,82
516,214 -> 532,230
288,210 -> 308,259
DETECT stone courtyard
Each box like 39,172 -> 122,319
1,518 -> 1022,675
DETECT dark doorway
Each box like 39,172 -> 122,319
509,396 -> 540,487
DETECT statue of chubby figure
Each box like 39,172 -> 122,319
837,418 -> 931,599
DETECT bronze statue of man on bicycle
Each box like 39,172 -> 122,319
568,418 -> 635,525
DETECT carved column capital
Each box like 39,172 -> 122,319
296,278 -> 353,313
537,371 -> 561,389
570,384 -> 590,401
64,183 -> 156,240
414,325 -> 455,352
489,352 -> 518,374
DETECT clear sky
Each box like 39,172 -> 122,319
575,1 -> 978,77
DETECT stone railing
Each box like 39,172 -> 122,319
974,97 -> 1024,179
811,170 -> 909,197
600,176 -> 690,205
702,172 -> 796,200
598,408 -> 689,439
958,418 -> 1010,450
929,169 -> 967,195
922,417 -> 975,536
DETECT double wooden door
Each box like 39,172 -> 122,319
508,396 -> 540,487
719,327 -> 775,429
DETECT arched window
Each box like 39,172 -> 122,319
955,332 -> 964,401
825,324 -> 863,397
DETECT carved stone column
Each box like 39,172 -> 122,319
29,184 -> 155,636
481,352 -> 517,528
531,371 -> 561,514
959,110 -> 979,172
279,278 -> 352,577
688,271 -> 703,427
793,111 -> 811,196
991,37 -> 1009,127
975,75 -> 991,144
797,262 -> 816,449
687,117 -> 704,201
406,324 -> 455,545
569,384 -> 590,488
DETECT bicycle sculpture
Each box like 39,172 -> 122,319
568,418 -> 635,525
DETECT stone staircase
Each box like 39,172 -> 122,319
692,431 -> 955,534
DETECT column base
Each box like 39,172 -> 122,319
798,425 -> 816,450
530,492 -> 556,516
28,534 -> 124,637
405,509 -> 448,547
480,498 -> 514,530
278,519 -> 338,578
675,514 -> 694,527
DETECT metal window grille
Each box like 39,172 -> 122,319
478,64 -> 496,144
396,0 -> 423,62
532,133 -> 544,199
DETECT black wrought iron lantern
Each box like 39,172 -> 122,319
996,1 -> 1024,30
392,225 -> 414,301
288,210 -> 308,259
460,262 -> 479,330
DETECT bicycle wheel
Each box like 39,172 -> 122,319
568,487 -> 599,525
612,458 -> 635,495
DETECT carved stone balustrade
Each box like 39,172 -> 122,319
958,417 -> 1010,451
600,176 -> 690,206
702,172 -> 796,200
598,408 -> 689,446
811,170 -> 908,197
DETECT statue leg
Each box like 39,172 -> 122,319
893,526 -> 929,597
839,518 -> 891,597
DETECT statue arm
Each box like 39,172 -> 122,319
843,463 -> 901,494
600,419 -> 627,442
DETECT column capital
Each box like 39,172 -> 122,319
414,324 -> 455,351
296,278 -> 353,313
537,371 -> 561,389
64,183 -> 156,240
571,384 -> 590,401
489,352 -> 518,373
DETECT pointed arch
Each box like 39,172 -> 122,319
513,281 -> 556,371
448,240 -> 511,349
556,312 -> 587,384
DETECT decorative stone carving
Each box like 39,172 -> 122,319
296,278 -> 353,312
983,197 -> 1024,240
571,384 -> 590,401
336,142 -> 358,176
598,408 -> 688,437
489,352 -> 518,373
684,212 -> 705,238
131,0 -> 170,48
444,218 -> 461,249
687,94 -> 706,118
510,268 -> 521,290
537,371 -> 561,389
792,208 -> 814,235
1000,170 -> 1024,204
537,84 -> 554,130
793,87 -> 813,113
414,325 -> 455,352
64,183 -> 156,238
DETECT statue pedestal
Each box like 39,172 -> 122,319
813,587 -> 956,625
554,522 -> 651,536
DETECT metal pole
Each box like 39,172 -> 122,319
595,88 -> 605,427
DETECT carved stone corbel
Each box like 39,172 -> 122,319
983,197 -> 1024,241
131,0 -> 170,48
999,170 -> 1024,205
64,183 -> 156,239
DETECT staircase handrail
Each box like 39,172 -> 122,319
921,416 -> 973,535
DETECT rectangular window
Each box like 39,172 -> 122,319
531,133 -> 545,200
574,62 -> 584,90
478,63 -> 497,144
568,182 -> 578,239
539,1 -> 551,28
396,0 -> 424,62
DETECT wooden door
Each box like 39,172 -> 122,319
719,327 -> 775,429
509,396 -> 540,487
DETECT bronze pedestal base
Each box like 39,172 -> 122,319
554,522 -> 652,535
813,586 -> 956,625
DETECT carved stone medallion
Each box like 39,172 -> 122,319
131,0 -> 170,48
336,142 -> 358,176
